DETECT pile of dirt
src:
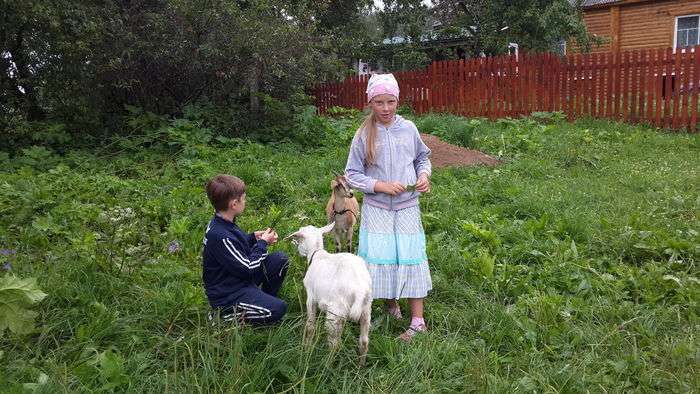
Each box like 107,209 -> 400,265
420,133 -> 500,168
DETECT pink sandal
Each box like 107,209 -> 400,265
398,323 -> 428,343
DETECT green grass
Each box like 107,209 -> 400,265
1,113 -> 698,392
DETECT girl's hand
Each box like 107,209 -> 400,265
254,230 -> 265,240
375,181 -> 406,196
415,174 -> 431,193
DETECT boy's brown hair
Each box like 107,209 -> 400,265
206,175 -> 246,212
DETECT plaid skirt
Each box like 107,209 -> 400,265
358,204 -> 432,299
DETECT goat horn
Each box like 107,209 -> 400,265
283,232 -> 300,241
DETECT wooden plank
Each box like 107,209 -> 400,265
605,52 -> 615,118
582,53 -> 588,116
440,61 -> 446,113
436,63 -> 441,112
525,54 -> 531,117
663,47 -> 673,129
503,55 -> 509,117
525,53 -> 532,115
555,53 -> 561,112
592,52 -> 600,117
655,48 -> 663,127
464,59 -> 471,117
447,60 -> 453,113
541,53 -> 548,112
569,54 -> 576,119
517,54 -> 524,117
442,60 -> 452,113
446,60 -> 452,113
547,53 -> 558,112
676,51 -> 689,129
577,53 -> 584,118
459,59 -> 465,116
488,56 -> 494,118
692,46 -> 699,132
630,50 -> 639,123
637,49 -> 647,124
492,56 -> 499,118
562,54 -> 568,114
546,53 -> 553,112
680,50 -> 690,130
645,48 -> 656,124
497,55 -> 504,118
580,53 -> 587,118
622,50 -> 630,123
536,53 -> 544,112
613,51 -> 621,119
428,62 -> 435,111
476,57 -> 482,117
672,48 -> 682,130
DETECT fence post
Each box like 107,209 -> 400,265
692,46 -> 700,132
680,49 -> 690,129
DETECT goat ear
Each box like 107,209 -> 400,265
320,222 -> 335,234
330,179 -> 338,189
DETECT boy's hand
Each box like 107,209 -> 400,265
374,181 -> 406,196
254,230 -> 264,240
415,174 -> 431,193
260,228 -> 278,245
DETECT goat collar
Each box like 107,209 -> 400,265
308,249 -> 322,264
333,209 -> 358,219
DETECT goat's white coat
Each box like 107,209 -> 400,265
286,222 -> 372,364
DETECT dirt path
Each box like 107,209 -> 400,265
420,133 -> 499,168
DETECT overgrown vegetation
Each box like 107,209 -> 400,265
1,113 -> 698,391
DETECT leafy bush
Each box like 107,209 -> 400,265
413,113 -> 482,148
326,106 -> 362,118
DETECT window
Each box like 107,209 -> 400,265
555,39 -> 566,56
676,15 -> 700,49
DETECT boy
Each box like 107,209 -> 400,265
203,174 -> 289,324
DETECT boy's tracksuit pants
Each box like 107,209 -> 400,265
211,252 -> 289,325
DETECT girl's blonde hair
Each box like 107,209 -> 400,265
355,110 -> 378,166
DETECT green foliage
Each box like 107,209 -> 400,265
1,0 -> 348,135
414,113 -> 481,148
326,106 -> 363,118
0,275 -> 47,335
0,114 -> 698,391
431,0 -> 600,57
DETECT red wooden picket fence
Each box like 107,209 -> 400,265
314,46 -> 700,132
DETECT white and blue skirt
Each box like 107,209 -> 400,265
358,204 -> 432,299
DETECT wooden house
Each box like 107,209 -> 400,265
576,0 -> 700,52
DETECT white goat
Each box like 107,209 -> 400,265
325,174 -> 359,253
285,222 -> 372,365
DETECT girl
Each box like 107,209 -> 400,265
345,73 -> 432,342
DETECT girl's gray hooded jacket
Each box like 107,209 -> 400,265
345,115 -> 432,211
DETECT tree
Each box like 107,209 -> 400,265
1,0 -> 348,133
432,0 -> 597,57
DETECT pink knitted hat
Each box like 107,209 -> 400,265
366,73 -> 399,102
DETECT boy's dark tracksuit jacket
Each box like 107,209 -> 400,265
202,215 -> 288,324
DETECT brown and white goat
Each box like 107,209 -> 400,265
325,174 -> 359,253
